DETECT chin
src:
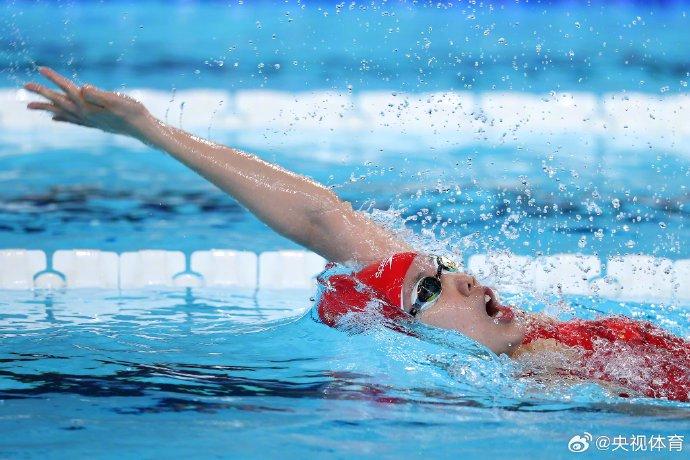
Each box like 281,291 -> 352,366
488,327 -> 525,356
503,341 -> 522,356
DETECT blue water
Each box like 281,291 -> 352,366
1,1 -> 689,458
2,1 -> 689,93
0,2 -> 688,258
1,289 -> 689,459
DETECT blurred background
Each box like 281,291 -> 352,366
0,0 -> 688,260
1,4 -> 689,458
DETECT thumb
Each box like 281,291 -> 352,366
81,84 -> 111,107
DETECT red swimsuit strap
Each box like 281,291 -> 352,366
521,316 -> 690,402
523,316 -> 689,354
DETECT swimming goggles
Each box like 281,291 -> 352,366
408,255 -> 459,317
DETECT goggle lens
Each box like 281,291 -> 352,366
416,276 -> 441,303
409,255 -> 459,316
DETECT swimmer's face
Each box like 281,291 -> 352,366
401,254 -> 525,356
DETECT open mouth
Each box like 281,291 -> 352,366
484,287 -> 500,317
483,287 -> 514,323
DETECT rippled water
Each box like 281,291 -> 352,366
0,147 -> 687,259
1,289 -> 689,458
1,1 -> 688,260
2,1 -> 689,92
1,1 -> 689,458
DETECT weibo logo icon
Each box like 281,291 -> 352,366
568,432 -> 592,453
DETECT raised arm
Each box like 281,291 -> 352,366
24,67 -> 412,264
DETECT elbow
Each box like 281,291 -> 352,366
304,192 -> 350,241
310,190 -> 346,222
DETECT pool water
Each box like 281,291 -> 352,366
1,1 -> 689,458
1,289 -> 688,459
1,144 -> 688,259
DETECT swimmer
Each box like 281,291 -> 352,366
24,68 -> 690,402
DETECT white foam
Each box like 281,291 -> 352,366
0,249 -> 46,289
190,250 -> 257,288
53,249 -> 119,289
533,254 -> 601,295
119,250 -> 186,289
258,250 -> 326,290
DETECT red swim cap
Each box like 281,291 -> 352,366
317,252 -> 418,327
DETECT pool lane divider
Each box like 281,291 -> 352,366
2,89 -> 689,155
0,249 -> 688,306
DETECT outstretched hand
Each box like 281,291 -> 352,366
23,69 -> 410,267
24,67 -> 152,138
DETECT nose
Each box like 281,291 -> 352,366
447,272 -> 477,297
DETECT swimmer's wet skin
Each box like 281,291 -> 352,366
25,67 -> 690,403
316,252 -> 690,402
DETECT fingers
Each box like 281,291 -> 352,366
38,66 -> 82,106
80,84 -> 110,107
27,101 -> 90,127
29,67 -> 113,112
24,82 -> 80,114
24,82 -> 62,101
52,114 -> 90,127
27,101 -> 60,114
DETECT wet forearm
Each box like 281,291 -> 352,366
24,67 -> 399,263
132,114 -> 341,252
